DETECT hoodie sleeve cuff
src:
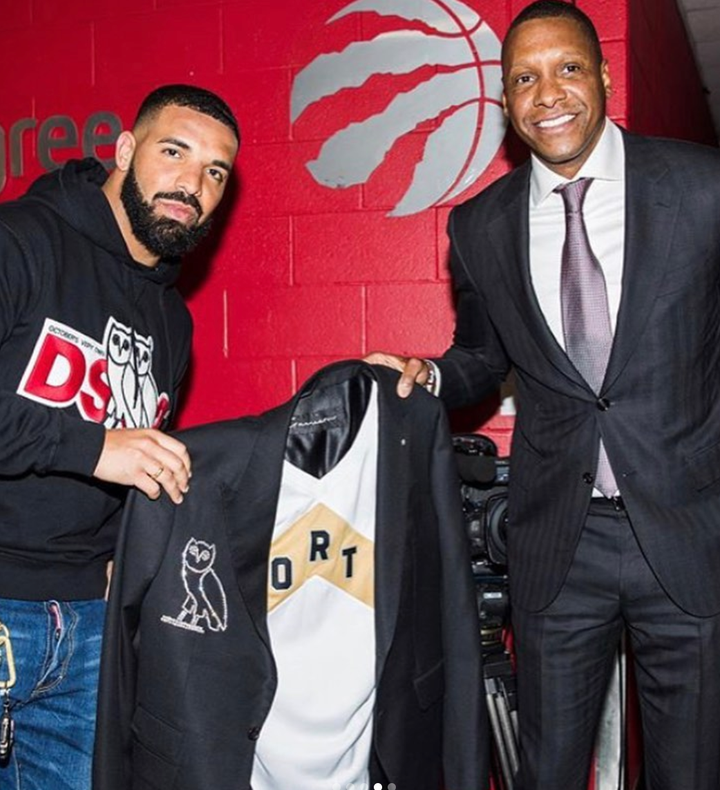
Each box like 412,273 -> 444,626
48,416 -> 106,477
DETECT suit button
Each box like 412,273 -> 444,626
597,398 -> 611,411
583,472 -> 594,485
247,726 -> 261,741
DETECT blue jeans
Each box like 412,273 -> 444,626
0,598 -> 105,790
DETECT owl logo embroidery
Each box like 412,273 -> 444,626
103,317 -> 162,429
134,333 -> 159,428
161,538 -> 229,634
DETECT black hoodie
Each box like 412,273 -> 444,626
0,158 -> 192,600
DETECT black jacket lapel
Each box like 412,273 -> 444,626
373,368 -> 411,679
603,132 -> 680,391
222,403 -> 292,650
487,162 -> 589,392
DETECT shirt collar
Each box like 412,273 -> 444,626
529,119 -> 625,207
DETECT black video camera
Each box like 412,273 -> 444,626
454,434 -> 520,789
453,434 -> 511,639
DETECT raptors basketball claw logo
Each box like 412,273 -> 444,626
161,538 -> 229,634
17,316 -> 170,428
291,0 -> 506,216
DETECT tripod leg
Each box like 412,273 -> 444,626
486,684 -> 514,790
495,692 -> 520,779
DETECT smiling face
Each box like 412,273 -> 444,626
501,16 -> 611,179
109,104 -> 238,263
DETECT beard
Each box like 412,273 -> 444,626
120,163 -> 212,259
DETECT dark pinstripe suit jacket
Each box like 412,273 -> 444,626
435,129 -> 720,616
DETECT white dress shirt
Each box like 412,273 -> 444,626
529,119 -> 626,343
530,119 -> 625,497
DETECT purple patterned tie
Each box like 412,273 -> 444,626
556,178 -> 617,497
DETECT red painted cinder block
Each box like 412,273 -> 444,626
2,0 -> 31,28
227,285 -> 364,358
207,215 -> 292,288
157,0 -> 222,7
0,24 -> 92,98
225,68 -> 292,145
32,0 -> 153,24
184,286 -> 227,362
179,227 -> 290,307
510,0 -> 538,23
294,210 -> 436,284
222,1 -> 284,73
178,357 -> 295,427
94,9 -> 222,90
0,94 -> 36,200
295,355 -> 367,389
33,86 -> 130,128
577,0 -> 628,42
223,0 -> 360,73
283,0 -> 364,70
237,141 -> 362,216
366,282 -> 455,357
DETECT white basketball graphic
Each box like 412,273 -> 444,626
291,0 -> 507,216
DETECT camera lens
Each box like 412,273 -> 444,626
485,495 -> 509,567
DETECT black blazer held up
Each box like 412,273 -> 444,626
93,361 -> 489,790
435,130 -> 720,617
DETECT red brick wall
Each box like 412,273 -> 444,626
0,0 -> 713,455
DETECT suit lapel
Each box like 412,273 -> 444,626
222,405 -> 292,650
487,163 -> 589,391
487,133 -> 680,396
603,132 -> 679,391
373,371 -> 410,679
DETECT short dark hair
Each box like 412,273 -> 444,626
503,1 -> 603,65
134,84 -> 240,142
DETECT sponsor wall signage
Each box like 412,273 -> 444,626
0,112 -> 121,195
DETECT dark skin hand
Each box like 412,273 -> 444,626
363,352 -> 430,398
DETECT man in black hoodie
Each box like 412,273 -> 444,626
0,84 -> 239,789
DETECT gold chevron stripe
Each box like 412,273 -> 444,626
268,502 -> 374,612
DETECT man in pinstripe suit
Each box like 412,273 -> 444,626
368,2 -> 720,788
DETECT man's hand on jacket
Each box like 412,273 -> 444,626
364,351 -> 430,398
93,429 -> 191,504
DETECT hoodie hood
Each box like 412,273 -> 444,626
22,158 -> 182,286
